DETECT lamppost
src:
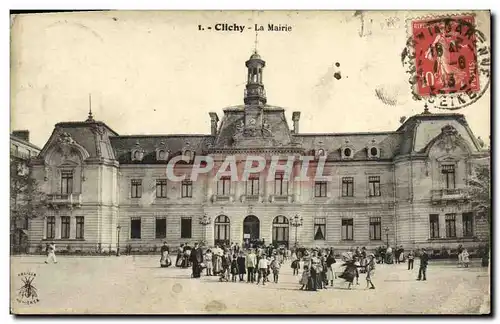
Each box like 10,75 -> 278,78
199,213 -> 211,245
384,226 -> 390,247
116,225 -> 121,256
290,214 -> 303,247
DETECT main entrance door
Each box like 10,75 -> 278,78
243,215 -> 260,242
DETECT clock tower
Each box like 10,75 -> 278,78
243,51 -> 266,135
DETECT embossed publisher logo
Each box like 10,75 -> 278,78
16,272 -> 39,305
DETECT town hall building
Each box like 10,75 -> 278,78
27,51 -> 490,253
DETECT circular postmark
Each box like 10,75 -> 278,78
401,14 -> 490,110
16,272 -> 40,305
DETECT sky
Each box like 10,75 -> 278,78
10,10 -> 491,149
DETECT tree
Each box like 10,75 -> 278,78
10,156 -> 47,251
467,163 -> 491,224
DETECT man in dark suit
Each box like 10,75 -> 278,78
190,242 -> 204,278
417,248 -> 429,281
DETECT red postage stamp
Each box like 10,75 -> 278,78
412,15 -> 479,97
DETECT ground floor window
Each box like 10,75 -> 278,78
429,214 -> 439,238
214,215 -> 230,245
76,216 -> 84,239
272,216 -> 289,244
130,217 -> 141,239
314,217 -> 326,240
369,217 -> 381,240
61,216 -> 70,239
181,217 -> 192,239
155,217 -> 167,239
445,213 -> 456,238
46,216 -> 55,239
341,218 -> 353,241
462,212 -> 473,237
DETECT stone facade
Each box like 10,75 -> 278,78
27,52 -> 490,252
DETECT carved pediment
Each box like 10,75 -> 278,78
436,125 -> 462,153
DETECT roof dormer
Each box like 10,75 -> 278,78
340,139 -> 354,160
131,141 -> 144,162
366,138 -> 381,159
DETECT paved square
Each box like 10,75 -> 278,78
10,256 -> 490,314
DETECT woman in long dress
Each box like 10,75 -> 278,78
326,250 -> 337,286
339,253 -> 358,289
160,242 -> 171,268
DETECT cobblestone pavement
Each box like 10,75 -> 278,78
10,256 -> 490,314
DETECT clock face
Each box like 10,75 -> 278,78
134,151 -> 141,159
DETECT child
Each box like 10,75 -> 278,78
231,255 -> 238,282
366,253 -> 376,289
271,257 -> 281,283
353,256 -> 361,285
219,250 -> 231,282
300,265 -> 310,290
256,254 -> 269,286
407,250 -> 415,270
462,249 -> 470,268
205,249 -> 213,276
45,242 -> 57,264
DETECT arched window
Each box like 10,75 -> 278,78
214,215 -> 230,246
272,216 -> 289,247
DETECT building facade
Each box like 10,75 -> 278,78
27,52 -> 490,253
10,130 -> 42,252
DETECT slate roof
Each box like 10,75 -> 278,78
109,135 -> 214,164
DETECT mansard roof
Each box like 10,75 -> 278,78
395,112 -> 482,155
213,105 -> 294,149
294,131 -> 403,160
109,134 -> 214,164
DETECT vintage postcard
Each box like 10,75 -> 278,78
10,10 -> 491,314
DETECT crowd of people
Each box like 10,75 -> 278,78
156,241 -> 485,290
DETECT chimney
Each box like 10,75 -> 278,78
12,130 -> 30,142
292,112 -> 301,134
209,112 -> 219,136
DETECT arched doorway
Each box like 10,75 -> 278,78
214,215 -> 230,247
243,215 -> 260,244
272,216 -> 290,247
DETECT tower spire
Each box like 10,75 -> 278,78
254,29 -> 259,54
244,41 -> 266,106
86,93 -> 95,122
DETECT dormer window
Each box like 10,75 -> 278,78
366,139 -> 381,159
182,149 -> 193,163
131,141 -> 144,162
156,148 -> 170,161
340,139 -> 355,160
316,148 -> 327,159
131,149 -> 144,162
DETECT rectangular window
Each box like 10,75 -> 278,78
342,177 -> 354,197
314,181 -> 327,197
46,216 -> 55,239
368,176 -> 381,197
155,217 -> 167,239
217,177 -> 231,196
156,179 -> 167,198
442,165 -> 456,189
61,216 -> 70,239
445,213 -> 456,238
246,176 -> 260,196
314,218 -> 326,240
131,179 -> 142,198
341,218 -> 354,241
429,214 -> 439,238
274,173 -> 288,196
75,216 -> 84,239
181,217 -> 192,239
61,170 -> 73,195
130,217 -> 141,239
462,212 -> 474,237
369,217 -> 381,240
181,180 -> 193,198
